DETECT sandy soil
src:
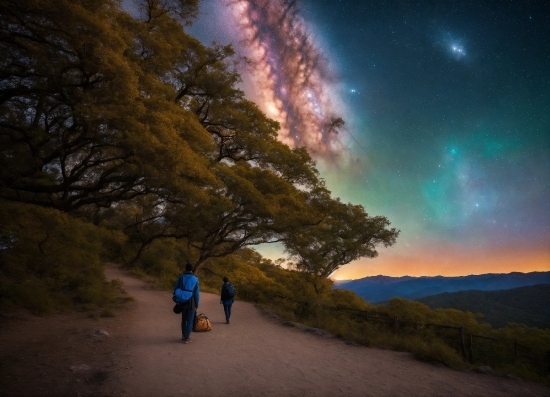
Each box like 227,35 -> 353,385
1,264 -> 550,397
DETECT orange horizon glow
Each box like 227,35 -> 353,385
254,241 -> 550,280
331,246 -> 550,280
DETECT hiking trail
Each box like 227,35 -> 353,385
102,265 -> 550,397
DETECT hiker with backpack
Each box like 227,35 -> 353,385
220,276 -> 235,324
173,262 -> 200,343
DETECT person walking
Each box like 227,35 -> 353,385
220,276 -> 235,324
174,262 -> 200,343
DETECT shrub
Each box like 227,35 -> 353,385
0,201 -> 124,313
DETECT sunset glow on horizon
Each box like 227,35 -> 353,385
331,246 -> 550,280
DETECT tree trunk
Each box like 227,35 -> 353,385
194,257 -> 211,273
127,240 -> 150,266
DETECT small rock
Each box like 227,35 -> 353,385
302,326 -> 333,338
476,366 -> 494,374
89,329 -> 110,339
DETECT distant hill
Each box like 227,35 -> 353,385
335,271 -> 550,304
416,284 -> 550,329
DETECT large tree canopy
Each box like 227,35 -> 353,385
0,0 -> 215,211
0,0 -> 399,277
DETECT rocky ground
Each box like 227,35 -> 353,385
0,304 -> 134,397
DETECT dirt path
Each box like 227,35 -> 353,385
102,265 -> 549,397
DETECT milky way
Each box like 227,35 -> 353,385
227,0 -> 346,158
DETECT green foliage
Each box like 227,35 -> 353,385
130,238 -> 191,290
0,0 -> 216,212
407,337 -> 468,368
284,192 -> 400,278
0,200 -> 126,313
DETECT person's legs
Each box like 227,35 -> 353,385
223,304 -> 229,323
223,303 -> 232,323
181,308 -> 186,338
182,307 -> 195,341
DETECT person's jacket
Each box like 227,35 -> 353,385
174,272 -> 200,308
220,282 -> 234,303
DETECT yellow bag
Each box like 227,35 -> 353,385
193,313 -> 212,332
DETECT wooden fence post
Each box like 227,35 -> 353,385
460,326 -> 467,360
468,333 -> 473,363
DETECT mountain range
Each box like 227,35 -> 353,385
416,284 -> 550,329
335,271 -> 550,304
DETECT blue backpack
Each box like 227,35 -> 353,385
224,283 -> 236,299
173,275 -> 198,304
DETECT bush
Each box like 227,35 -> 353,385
0,201 -> 125,313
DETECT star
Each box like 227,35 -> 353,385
450,43 -> 466,58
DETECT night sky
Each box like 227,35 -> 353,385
188,0 -> 550,279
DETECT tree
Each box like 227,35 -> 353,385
91,0 -> 327,269
1,0 -> 400,284
0,0 -> 215,211
115,156 -> 324,269
137,0 -> 199,26
284,192 -> 400,284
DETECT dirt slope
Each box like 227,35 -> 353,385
1,265 -> 549,397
